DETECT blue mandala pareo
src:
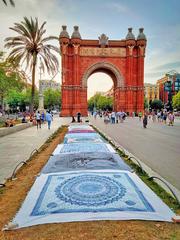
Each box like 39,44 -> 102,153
55,174 -> 126,206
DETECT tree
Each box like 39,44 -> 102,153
5,17 -> 59,112
6,88 -> 39,112
0,54 -> 25,111
150,99 -> 163,110
44,88 -> 61,110
88,93 -> 113,111
6,89 -> 22,110
2,0 -> 15,6
172,91 -> 180,110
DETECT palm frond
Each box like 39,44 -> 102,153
5,16 -> 59,76
2,0 -> 15,6
10,0 -> 15,6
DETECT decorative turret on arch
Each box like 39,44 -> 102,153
59,26 -> 147,116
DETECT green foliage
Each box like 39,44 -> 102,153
150,99 -> 163,110
172,91 -> 180,110
44,88 -> 61,109
6,89 -> 22,109
144,97 -> 149,109
88,93 -> 113,111
6,88 -> 39,111
0,54 -> 25,109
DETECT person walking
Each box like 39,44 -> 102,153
36,111 -> 41,129
143,113 -> 148,128
111,111 -> 116,124
71,116 -> 76,123
41,111 -> 45,124
46,111 -> 53,130
163,110 -> 168,124
168,112 -> 175,126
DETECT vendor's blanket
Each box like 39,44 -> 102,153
52,143 -> 116,155
68,124 -> 93,131
41,153 -> 132,173
10,170 -> 174,229
68,130 -> 95,133
64,133 -> 104,144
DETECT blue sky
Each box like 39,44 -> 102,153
1,0 -> 180,96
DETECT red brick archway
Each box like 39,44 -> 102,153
59,26 -> 147,116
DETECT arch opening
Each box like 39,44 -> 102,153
88,72 -> 114,100
82,62 -> 124,89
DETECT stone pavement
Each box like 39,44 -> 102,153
0,116 -> 71,183
90,116 -> 180,193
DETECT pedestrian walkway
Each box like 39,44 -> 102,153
0,116 -> 71,183
89,116 -> 180,195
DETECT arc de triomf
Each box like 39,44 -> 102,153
59,26 -> 147,116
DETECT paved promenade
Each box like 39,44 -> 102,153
90,116 -> 180,192
0,116 -> 70,183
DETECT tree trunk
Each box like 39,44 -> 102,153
0,95 -> 5,115
30,54 -> 37,113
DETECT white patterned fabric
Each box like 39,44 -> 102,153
10,170 -> 174,229
41,153 -> 132,173
64,133 -> 104,144
68,124 -> 93,131
52,143 -> 116,155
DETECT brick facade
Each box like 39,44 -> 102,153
59,26 -> 147,116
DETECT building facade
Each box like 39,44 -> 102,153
144,83 -> 158,104
59,25 -> 147,116
157,71 -> 180,106
39,80 -> 60,93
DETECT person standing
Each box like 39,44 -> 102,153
77,112 -> 81,122
46,111 -> 53,130
36,111 -> 41,129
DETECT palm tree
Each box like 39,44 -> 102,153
5,17 -> 59,112
2,0 -> 15,6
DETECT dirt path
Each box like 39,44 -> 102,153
0,126 -> 179,240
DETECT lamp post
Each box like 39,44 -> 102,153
38,59 -> 44,111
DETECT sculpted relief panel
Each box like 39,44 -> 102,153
80,47 -> 126,57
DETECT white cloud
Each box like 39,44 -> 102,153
106,2 -> 129,14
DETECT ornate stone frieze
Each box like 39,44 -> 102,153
79,47 -> 126,57
62,85 -> 82,90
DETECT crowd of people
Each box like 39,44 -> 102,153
147,110 -> 175,126
2,110 -> 54,130
91,109 -> 176,128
